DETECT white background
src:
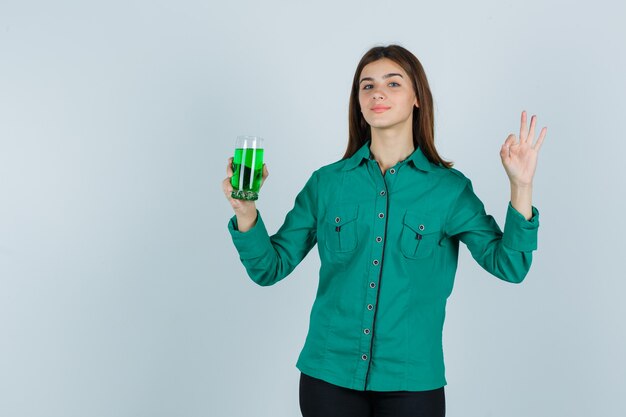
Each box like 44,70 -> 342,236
1,0 -> 624,416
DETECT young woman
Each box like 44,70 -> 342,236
222,44 -> 547,417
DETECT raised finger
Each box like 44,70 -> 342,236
527,115 -> 537,144
534,126 -> 547,152
520,110 -> 528,142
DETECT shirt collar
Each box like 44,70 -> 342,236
341,139 -> 433,172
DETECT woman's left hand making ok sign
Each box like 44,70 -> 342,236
500,110 -> 547,186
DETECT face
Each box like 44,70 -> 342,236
358,58 -> 419,131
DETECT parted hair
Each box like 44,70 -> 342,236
344,44 -> 453,169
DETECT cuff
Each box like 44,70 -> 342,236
502,202 -> 540,252
227,210 -> 273,259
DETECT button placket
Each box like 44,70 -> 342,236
359,159 -> 389,383
369,173 -> 387,292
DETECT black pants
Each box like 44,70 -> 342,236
299,372 -> 445,417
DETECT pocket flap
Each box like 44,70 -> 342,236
402,211 -> 441,235
326,204 -> 359,227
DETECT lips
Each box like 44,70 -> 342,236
371,106 -> 391,113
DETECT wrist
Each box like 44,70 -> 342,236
509,183 -> 533,221
235,209 -> 258,233
510,180 -> 533,189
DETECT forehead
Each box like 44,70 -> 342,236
360,58 -> 407,78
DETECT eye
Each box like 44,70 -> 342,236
361,82 -> 401,90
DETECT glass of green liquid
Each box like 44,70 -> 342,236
230,135 -> 265,201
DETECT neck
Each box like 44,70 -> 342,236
369,124 -> 414,172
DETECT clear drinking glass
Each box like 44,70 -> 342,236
230,135 -> 265,201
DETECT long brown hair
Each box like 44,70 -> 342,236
344,44 -> 453,169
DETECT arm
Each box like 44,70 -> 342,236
510,183 -> 533,220
501,110 -> 547,220
447,110 -> 546,282
445,178 -> 539,283
227,171 -> 319,286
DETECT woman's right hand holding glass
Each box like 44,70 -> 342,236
222,157 -> 269,232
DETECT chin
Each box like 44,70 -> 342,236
368,121 -> 398,129
364,117 -> 387,126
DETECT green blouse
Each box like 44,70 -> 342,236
228,139 -> 540,392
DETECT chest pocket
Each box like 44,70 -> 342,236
400,211 -> 441,259
324,204 -> 359,253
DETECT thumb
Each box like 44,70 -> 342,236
500,134 -> 516,158
260,163 -> 269,188
262,163 -> 269,179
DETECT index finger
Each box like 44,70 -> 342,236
226,157 -> 234,176
520,110 -> 528,142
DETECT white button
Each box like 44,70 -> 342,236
335,217 -> 341,223
419,224 -> 425,231
362,354 -> 368,360
370,282 -> 376,288
367,304 -> 374,310
378,213 -> 385,219
372,259 -> 379,266
380,190 -> 386,196
389,168 -> 396,174
364,329 -> 370,335
376,236 -> 382,243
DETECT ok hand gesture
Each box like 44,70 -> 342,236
500,110 -> 547,186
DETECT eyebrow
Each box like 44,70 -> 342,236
359,73 -> 404,84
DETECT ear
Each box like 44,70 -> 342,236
414,98 -> 419,108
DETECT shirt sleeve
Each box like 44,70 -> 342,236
227,170 -> 319,286
444,177 -> 540,283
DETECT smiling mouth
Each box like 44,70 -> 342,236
371,107 -> 390,113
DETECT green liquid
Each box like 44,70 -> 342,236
230,147 -> 264,200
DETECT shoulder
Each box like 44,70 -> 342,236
444,166 -> 469,181
312,158 -> 351,178
429,164 -> 472,189
296,158 -> 347,192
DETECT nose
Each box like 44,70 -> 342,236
371,87 -> 385,100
